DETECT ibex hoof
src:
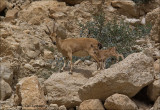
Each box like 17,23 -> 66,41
68,72 -> 73,74
60,70 -> 63,73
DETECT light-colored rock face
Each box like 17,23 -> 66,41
153,96 -> 160,110
0,38 -> 13,56
5,7 -> 19,22
147,79 -> 160,101
15,75 -> 46,109
44,70 -> 94,108
111,0 -> 138,17
0,79 -> 12,101
18,1 -> 67,25
146,7 -> 160,25
0,63 -> 13,86
79,99 -> 105,110
78,52 -> 154,101
43,49 -> 54,60
104,93 -> 138,110
154,59 -> 160,72
149,8 -> 160,43
153,59 -> 160,79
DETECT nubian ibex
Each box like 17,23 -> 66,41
44,23 -> 102,74
97,47 -> 124,69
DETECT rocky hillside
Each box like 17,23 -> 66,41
0,0 -> 160,110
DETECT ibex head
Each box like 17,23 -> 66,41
44,23 -> 57,45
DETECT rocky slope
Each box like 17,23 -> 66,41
0,0 -> 160,109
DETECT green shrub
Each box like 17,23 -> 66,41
79,13 -> 152,68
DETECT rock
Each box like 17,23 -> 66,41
60,0 -> 85,5
24,63 -> 35,72
124,18 -> 141,25
104,93 -> 138,110
0,0 -> 6,12
59,105 -> 67,110
17,106 -> 22,110
44,70 -> 94,108
136,39 -> 147,45
147,79 -> 160,101
78,52 -> 154,101
49,12 -> 66,20
56,25 -> 67,39
146,8 -> 160,25
4,7 -> 19,22
79,99 -> 105,110
0,29 -> 12,38
140,17 -> 146,25
0,63 -> 13,86
49,104 -> 59,110
153,96 -> 160,110
43,49 -> 54,59
111,0 -> 138,17
153,59 -> 160,79
18,1 -> 67,24
74,59 -> 82,65
149,9 -> 160,43
26,50 -> 41,59
31,59 -> 45,67
0,79 -> 12,101
28,16 -> 42,25
15,75 -> 46,109
0,38 -> 14,56
84,60 -> 93,66
19,37 -> 43,59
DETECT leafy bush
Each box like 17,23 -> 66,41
79,13 -> 152,68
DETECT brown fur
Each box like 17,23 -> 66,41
45,28 -> 102,74
97,47 -> 124,69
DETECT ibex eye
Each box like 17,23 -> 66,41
53,42 -> 56,45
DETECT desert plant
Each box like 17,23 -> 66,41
79,13 -> 152,68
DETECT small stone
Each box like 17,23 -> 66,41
49,104 -> 59,110
59,105 -> 67,110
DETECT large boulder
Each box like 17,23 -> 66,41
153,96 -> 160,110
78,52 -> 154,101
0,79 -> 12,101
111,0 -> 138,17
0,62 -> 13,86
18,1 -> 67,25
153,59 -> 160,79
147,79 -> 160,101
44,66 -> 96,108
0,0 -> 6,12
79,99 -> 105,110
0,38 -> 13,56
146,7 -> 160,25
15,75 -> 46,109
149,9 -> 160,43
104,93 -> 138,110
4,7 -> 19,22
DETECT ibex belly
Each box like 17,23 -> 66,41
73,51 -> 89,57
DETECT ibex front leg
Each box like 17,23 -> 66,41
60,57 -> 68,72
67,51 -> 73,74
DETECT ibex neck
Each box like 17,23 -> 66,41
56,37 -> 63,50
